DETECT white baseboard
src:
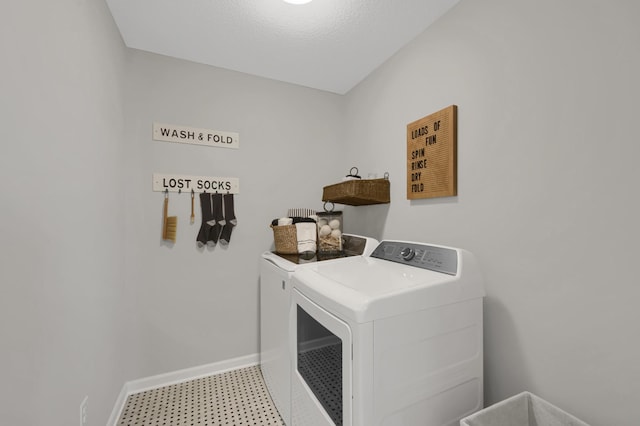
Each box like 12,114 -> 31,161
107,353 -> 260,426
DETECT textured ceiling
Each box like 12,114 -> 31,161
106,0 -> 460,94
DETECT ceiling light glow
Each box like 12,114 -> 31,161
283,0 -> 313,4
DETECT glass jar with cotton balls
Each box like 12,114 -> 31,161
316,201 -> 343,254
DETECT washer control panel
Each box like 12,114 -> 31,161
370,241 -> 458,275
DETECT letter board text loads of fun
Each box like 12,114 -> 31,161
406,105 -> 457,200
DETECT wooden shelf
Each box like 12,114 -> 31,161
322,178 -> 390,206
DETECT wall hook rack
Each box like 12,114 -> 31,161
153,173 -> 240,194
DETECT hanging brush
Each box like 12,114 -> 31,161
162,189 -> 177,243
190,189 -> 195,224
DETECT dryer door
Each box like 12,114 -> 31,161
291,289 -> 352,426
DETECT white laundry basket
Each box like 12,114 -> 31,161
460,392 -> 590,426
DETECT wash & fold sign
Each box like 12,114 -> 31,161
153,122 -> 239,149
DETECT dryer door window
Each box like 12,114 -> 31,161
297,305 -> 343,424
293,289 -> 352,426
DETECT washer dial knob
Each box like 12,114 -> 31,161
400,247 -> 415,261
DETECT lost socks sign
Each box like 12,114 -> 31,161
153,173 -> 240,194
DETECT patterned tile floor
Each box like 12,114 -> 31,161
116,365 -> 284,426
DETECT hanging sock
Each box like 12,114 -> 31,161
196,193 -> 214,247
207,193 -> 225,246
219,194 -> 237,245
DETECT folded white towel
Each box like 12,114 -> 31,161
295,222 -> 317,254
278,217 -> 293,226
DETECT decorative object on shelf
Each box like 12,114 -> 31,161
322,170 -> 390,206
270,209 -> 317,255
287,208 -> 316,218
316,202 -> 342,254
271,224 -> 299,254
343,166 -> 361,181
406,105 -> 457,200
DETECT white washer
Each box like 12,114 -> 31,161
290,240 -> 485,426
260,234 -> 378,425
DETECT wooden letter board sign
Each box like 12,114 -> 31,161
406,105 -> 457,199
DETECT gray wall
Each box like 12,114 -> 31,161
343,1 -> 640,425
123,50 -> 346,377
0,0 -> 136,425
2,0 -> 639,425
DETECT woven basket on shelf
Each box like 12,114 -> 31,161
322,178 -> 390,206
271,224 -> 298,254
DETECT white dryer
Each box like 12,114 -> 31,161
260,234 -> 378,425
290,240 -> 485,426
